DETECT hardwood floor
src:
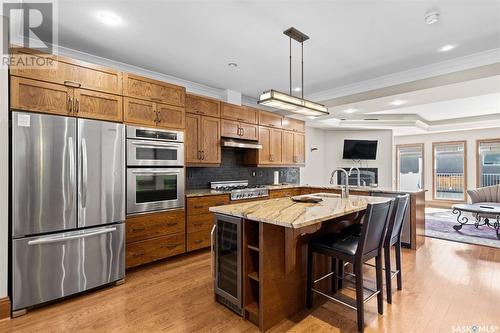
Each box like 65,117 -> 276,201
1,237 -> 499,332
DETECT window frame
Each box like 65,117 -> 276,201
476,138 -> 500,188
432,140 -> 467,202
396,143 -> 425,191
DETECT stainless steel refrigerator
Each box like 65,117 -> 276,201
11,111 -> 126,313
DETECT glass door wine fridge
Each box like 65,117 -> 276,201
213,214 -> 243,315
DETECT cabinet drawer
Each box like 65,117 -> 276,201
269,188 -> 301,198
187,213 -> 214,233
126,233 -> 185,268
123,73 -> 185,107
126,209 -> 185,243
221,103 -> 258,124
259,110 -> 283,128
187,230 -> 211,251
187,195 -> 230,215
186,94 -> 220,117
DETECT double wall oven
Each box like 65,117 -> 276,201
127,126 -> 185,214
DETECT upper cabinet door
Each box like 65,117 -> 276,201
200,116 -> 221,164
10,76 -> 74,116
156,103 -> 185,129
221,103 -> 258,124
186,94 -> 220,117
293,133 -> 305,164
185,114 -> 201,163
10,47 -> 122,95
282,117 -> 305,133
258,126 -> 272,164
239,123 -> 258,141
282,131 -> 295,164
123,97 -> 156,127
259,110 -> 283,128
74,89 -> 123,122
270,129 -> 283,164
221,119 -> 240,139
123,73 -> 185,107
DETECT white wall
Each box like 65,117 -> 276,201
0,16 -> 9,299
394,127 -> 500,201
301,128 -> 394,188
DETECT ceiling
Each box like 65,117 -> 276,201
25,0 -> 500,99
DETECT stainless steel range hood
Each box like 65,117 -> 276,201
221,138 -> 262,149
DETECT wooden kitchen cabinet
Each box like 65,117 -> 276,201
10,47 -> 123,95
123,73 -> 185,107
248,126 -> 283,165
156,103 -> 185,129
221,119 -> 259,141
124,97 -> 157,127
10,76 -> 74,116
185,114 -> 221,165
283,131 -> 295,164
74,89 -> 123,122
126,209 -> 186,269
293,132 -> 305,164
282,117 -> 305,133
221,102 -> 258,124
258,110 -> 283,128
186,94 -> 220,117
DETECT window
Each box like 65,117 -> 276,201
433,141 -> 467,201
396,144 -> 424,191
477,139 -> 500,187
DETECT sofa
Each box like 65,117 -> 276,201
467,184 -> 500,218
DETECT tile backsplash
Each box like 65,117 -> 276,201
186,148 -> 300,189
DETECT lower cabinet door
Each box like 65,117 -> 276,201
187,230 -> 211,251
126,233 -> 185,268
12,223 -> 125,311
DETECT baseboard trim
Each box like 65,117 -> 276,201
0,296 -> 11,320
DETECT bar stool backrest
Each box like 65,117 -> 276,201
357,199 -> 394,259
385,194 -> 410,247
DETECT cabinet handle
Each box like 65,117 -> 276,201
166,222 -> 177,226
194,205 -> 204,209
132,227 -> 145,232
132,251 -> 145,257
161,244 -> 179,250
197,151 -> 201,160
215,202 -> 226,206
193,239 -> 203,244
64,80 -> 81,88
241,127 -> 245,136
269,154 -> 274,162
67,96 -> 73,113
74,98 -> 80,113
156,111 -> 162,124
193,223 -> 202,227
201,151 -> 205,160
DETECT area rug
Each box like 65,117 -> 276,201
425,210 -> 500,248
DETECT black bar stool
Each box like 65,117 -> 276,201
340,194 -> 409,303
306,199 -> 394,332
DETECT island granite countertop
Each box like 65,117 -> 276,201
208,193 -> 391,229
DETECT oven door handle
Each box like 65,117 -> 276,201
131,170 -> 181,175
130,141 -> 181,148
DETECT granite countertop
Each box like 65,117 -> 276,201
185,184 -> 425,198
209,193 -> 391,229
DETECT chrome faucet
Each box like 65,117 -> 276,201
330,168 -> 350,198
349,167 -> 361,187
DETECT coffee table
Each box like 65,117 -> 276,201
452,203 -> 500,239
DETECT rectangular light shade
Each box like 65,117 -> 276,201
258,90 -> 329,116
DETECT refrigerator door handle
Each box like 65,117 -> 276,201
68,137 -> 76,207
81,138 -> 88,208
27,227 -> 117,245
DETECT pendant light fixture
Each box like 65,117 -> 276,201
258,27 -> 329,116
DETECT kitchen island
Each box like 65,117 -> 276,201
209,193 -> 392,331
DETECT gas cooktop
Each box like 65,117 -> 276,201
210,180 -> 269,201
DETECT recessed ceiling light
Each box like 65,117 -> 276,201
293,87 -> 302,92
389,99 -> 407,106
228,62 -> 238,68
439,44 -> 455,52
342,108 -> 358,114
424,10 -> 440,25
96,11 -> 122,26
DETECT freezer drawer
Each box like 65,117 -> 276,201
12,224 -> 125,311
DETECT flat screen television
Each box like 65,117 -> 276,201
342,140 -> 378,160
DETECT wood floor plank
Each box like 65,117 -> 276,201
0,238 -> 499,332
